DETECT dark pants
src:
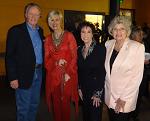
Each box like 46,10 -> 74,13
15,68 -> 42,121
131,87 -> 142,120
131,71 -> 149,120
108,108 -> 131,121
82,93 -> 103,121
140,70 -> 150,97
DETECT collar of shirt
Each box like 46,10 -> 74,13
82,40 -> 96,57
26,22 -> 39,31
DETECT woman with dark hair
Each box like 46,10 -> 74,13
77,21 -> 106,121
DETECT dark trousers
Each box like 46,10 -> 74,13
15,68 -> 42,121
82,94 -> 103,121
140,71 -> 149,97
108,108 -> 131,121
131,88 -> 142,120
131,71 -> 149,120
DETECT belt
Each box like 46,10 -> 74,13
35,64 -> 42,68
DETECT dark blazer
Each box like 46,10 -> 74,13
77,42 -> 106,100
5,22 -> 44,89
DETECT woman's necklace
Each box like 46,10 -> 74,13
52,31 -> 64,46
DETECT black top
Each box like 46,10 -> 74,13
110,49 -> 118,73
77,41 -> 106,100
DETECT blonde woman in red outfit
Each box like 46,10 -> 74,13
44,10 -> 78,121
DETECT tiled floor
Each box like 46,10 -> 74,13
0,85 -> 150,121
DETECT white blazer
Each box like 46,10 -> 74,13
105,38 -> 145,113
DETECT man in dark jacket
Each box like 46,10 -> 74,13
5,3 -> 44,121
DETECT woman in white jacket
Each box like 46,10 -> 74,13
105,16 -> 145,121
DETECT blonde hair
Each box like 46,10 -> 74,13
108,16 -> 132,37
47,10 -> 63,22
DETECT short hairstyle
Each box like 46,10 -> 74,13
108,16 -> 132,37
78,21 -> 95,34
130,26 -> 143,40
24,3 -> 41,15
47,10 -> 63,22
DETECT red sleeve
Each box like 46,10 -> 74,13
65,32 -> 78,76
44,35 -> 54,71
44,36 -> 51,110
65,32 -> 79,112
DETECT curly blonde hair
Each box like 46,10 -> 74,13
108,16 -> 132,37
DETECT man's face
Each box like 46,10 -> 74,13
25,6 -> 41,27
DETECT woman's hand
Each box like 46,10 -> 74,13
91,96 -> 101,107
115,98 -> 126,113
64,73 -> 70,82
78,89 -> 83,101
58,59 -> 67,66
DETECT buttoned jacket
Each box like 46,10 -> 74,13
105,38 -> 145,112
